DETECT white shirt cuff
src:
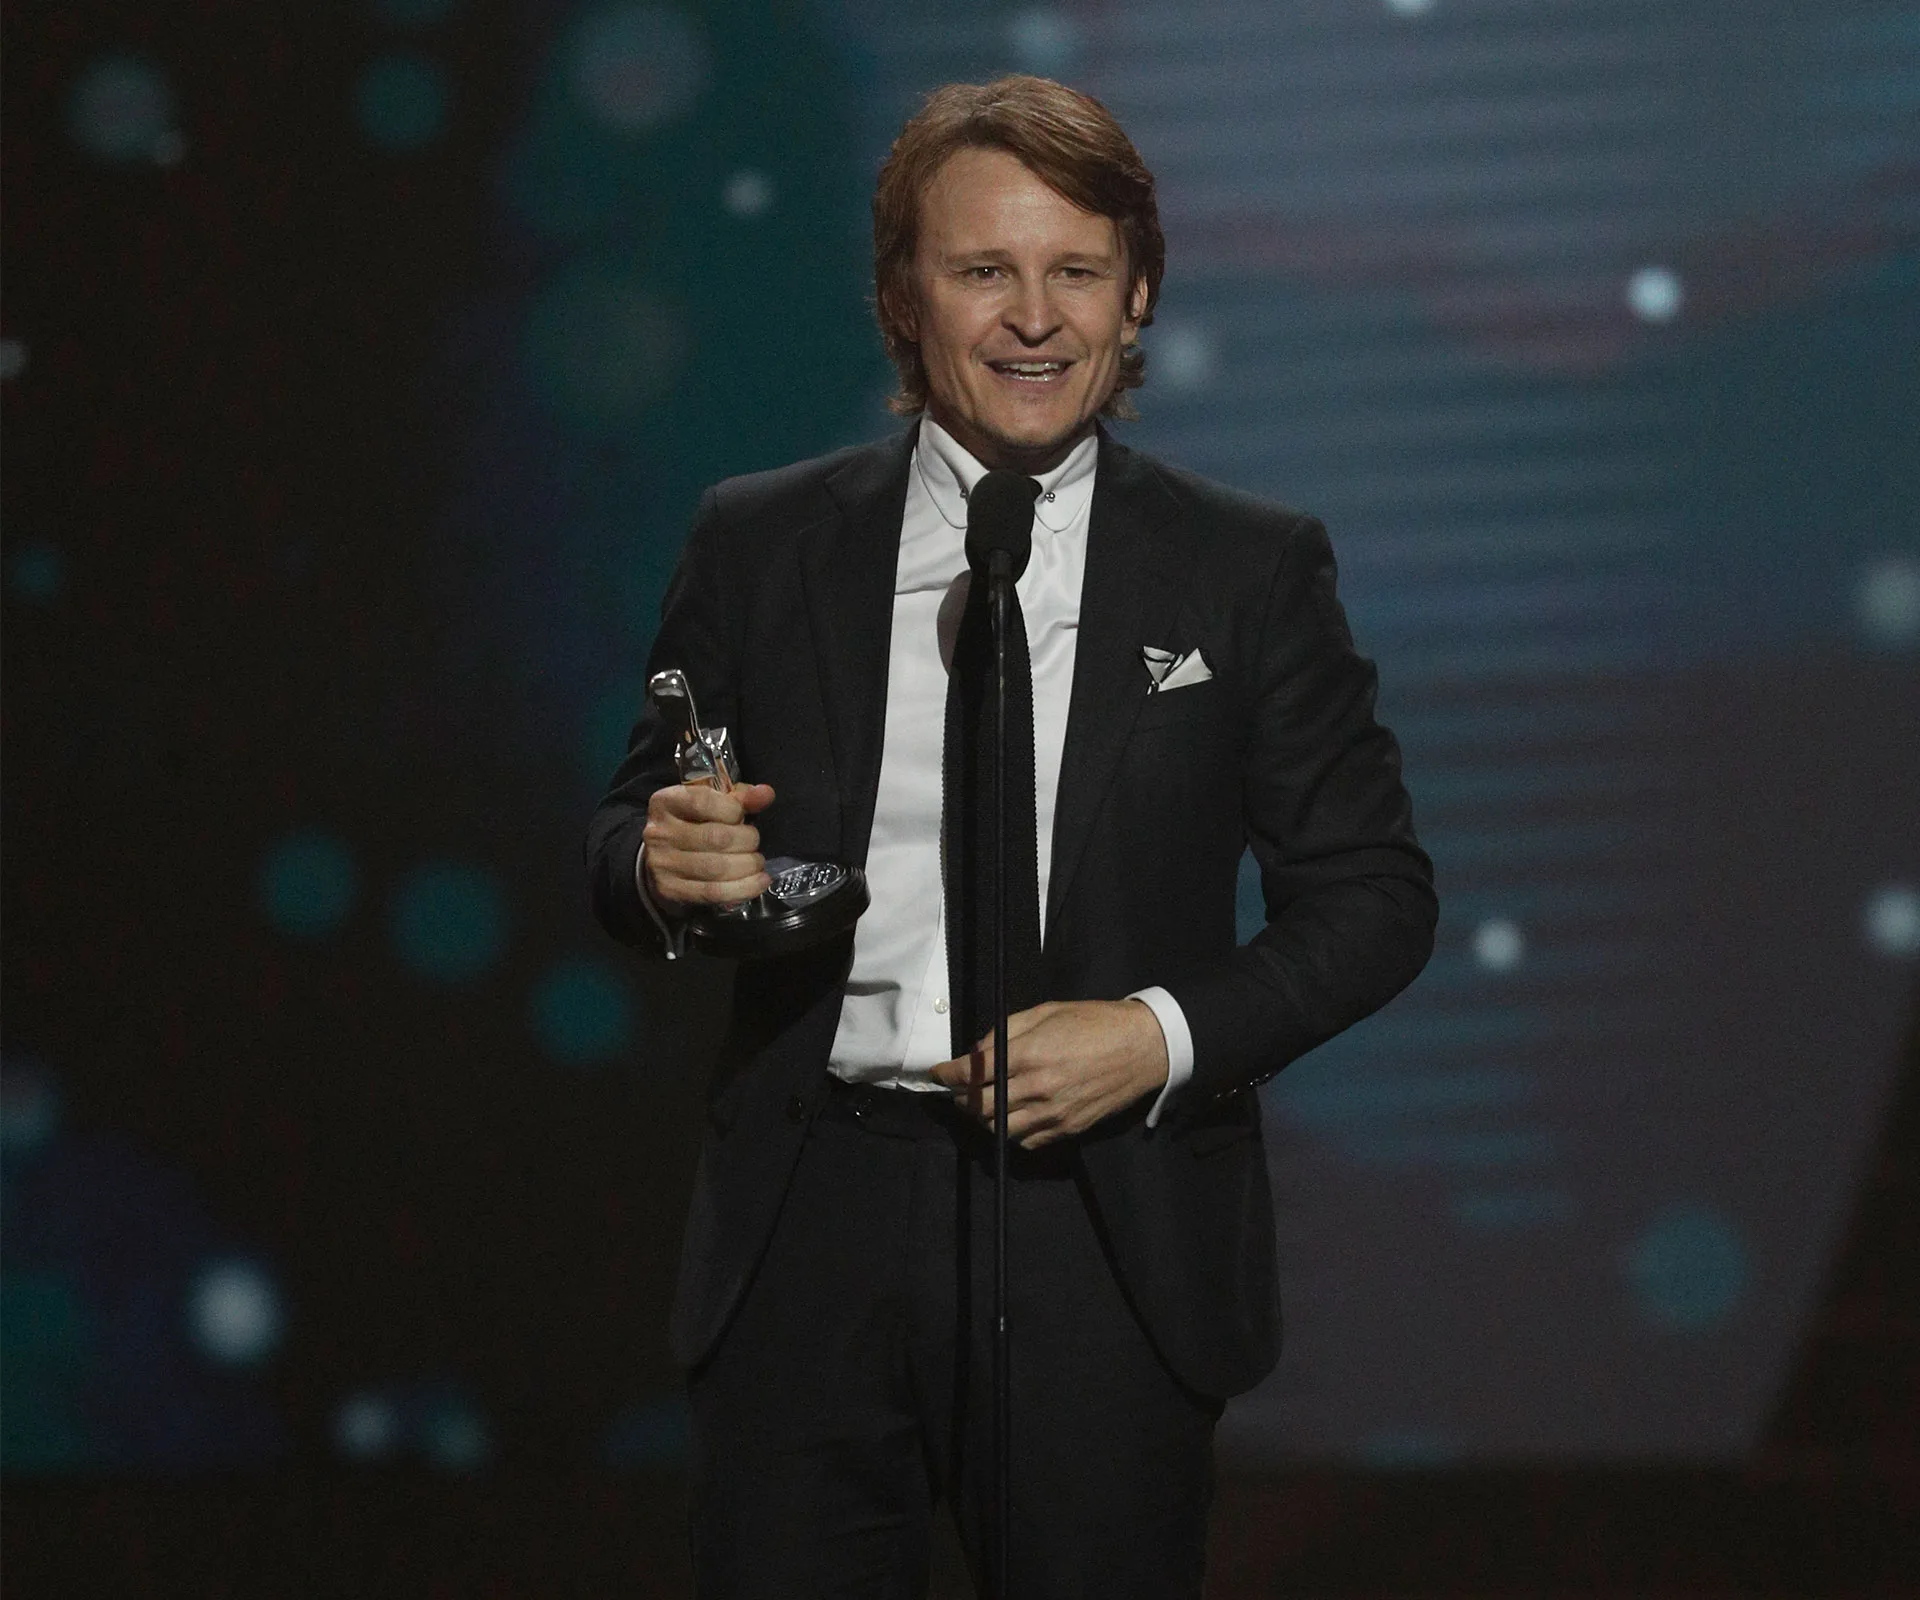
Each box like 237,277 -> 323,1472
1127,986 -> 1195,1129
634,842 -> 687,960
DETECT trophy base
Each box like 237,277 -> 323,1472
686,857 -> 870,960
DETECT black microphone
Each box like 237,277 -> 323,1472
965,470 -> 1039,583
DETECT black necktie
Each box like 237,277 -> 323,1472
942,503 -> 1046,1059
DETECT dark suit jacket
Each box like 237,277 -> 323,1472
587,421 -> 1435,1399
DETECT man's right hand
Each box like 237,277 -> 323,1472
642,782 -> 777,909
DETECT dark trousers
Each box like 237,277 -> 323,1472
687,1081 -> 1221,1599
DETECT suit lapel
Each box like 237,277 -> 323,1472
796,422 -> 1184,914
1047,428 -> 1187,934
802,425 -> 916,865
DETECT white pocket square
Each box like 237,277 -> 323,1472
1141,645 -> 1212,692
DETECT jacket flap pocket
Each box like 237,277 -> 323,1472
1179,1092 -> 1262,1156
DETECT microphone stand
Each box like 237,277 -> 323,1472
988,547 -> 1013,1600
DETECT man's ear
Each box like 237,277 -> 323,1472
1124,275 -> 1149,337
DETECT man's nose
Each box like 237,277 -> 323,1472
1003,283 -> 1063,343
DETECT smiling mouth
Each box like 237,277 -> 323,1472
986,359 -> 1073,382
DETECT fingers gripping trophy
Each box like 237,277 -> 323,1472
647,669 -> 869,959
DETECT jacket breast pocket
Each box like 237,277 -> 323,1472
1130,679 -> 1231,735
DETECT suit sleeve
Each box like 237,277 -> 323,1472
1159,514 -> 1437,1108
585,488 -> 737,956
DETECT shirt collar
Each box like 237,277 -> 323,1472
914,415 -> 1099,535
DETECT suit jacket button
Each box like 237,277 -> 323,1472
785,1094 -> 808,1123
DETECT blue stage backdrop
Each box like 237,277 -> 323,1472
3,0 -> 1916,1473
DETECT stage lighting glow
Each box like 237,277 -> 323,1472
1006,10 -> 1079,76
1624,1204 -> 1749,1332
0,339 -> 26,380
1626,266 -> 1684,323
569,4 -> 710,133
187,1261 -> 285,1366
333,1392 -> 400,1460
259,830 -> 359,940
355,56 -> 450,150
7,543 -> 66,606
420,1392 -> 492,1471
0,1270 -> 97,1472
68,55 -> 177,165
1854,554 -> 1920,648
1472,916 -> 1524,971
722,168 -> 773,218
1153,319 -> 1215,394
523,261 -> 688,436
531,959 -> 634,1064
1863,883 -> 1920,959
391,862 -> 508,981
1385,0 -> 1437,16
0,1058 -> 62,1154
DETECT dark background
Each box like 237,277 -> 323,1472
4,0 -> 1916,1592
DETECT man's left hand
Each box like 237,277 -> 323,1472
931,999 -> 1169,1148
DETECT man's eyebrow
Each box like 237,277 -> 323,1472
940,247 -> 1119,268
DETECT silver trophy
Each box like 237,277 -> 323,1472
648,669 -> 868,959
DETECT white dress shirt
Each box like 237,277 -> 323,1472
641,418 -> 1194,1125
826,419 -> 1192,1125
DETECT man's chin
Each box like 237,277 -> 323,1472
952,409 -> 1097,473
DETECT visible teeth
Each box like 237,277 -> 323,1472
997,362 -> 1065,374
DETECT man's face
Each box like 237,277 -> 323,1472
901,145 -> 1149,474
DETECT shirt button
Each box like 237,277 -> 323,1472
933,997 -> 949,1014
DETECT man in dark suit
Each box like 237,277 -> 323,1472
588,76 -> 1434,1597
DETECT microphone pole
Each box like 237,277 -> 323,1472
964,469 -> 1036,1600
989,540 -> 1013,1600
